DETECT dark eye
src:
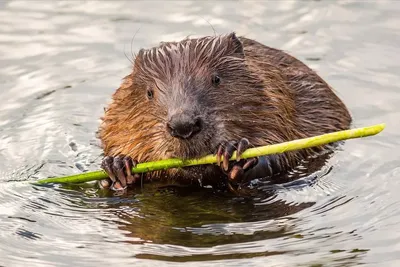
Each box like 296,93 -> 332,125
211,74 -> 221,86
147,89 -> 154,99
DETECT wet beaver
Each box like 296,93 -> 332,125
97,32 -> 352,193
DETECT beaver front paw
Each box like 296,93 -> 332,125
99,155 -> 140,191
216,138 -> 258,190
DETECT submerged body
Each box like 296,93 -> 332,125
98,32 -> 351,193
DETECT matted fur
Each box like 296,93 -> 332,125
98,32 -> 351,184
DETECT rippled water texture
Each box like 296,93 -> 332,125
1,0 -> 400,266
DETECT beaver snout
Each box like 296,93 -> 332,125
166,113 -> 202,139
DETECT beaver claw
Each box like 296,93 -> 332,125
99,155 -> 140,191
216,138 -> 258,190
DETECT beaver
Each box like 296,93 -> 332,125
97,32 -> 352,194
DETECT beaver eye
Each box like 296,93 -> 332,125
211,74 -> 221,86
147,89 -> 154,99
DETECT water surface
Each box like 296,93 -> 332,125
1,0 -> 400,266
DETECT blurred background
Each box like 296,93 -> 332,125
0,1 -> 399,266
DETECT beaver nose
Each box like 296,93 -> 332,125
167,113 -> 202,139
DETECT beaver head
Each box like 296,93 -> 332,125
99,33 -> 296,165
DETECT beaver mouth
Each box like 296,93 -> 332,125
167,133 -> 217,160
162,116 -> 223,160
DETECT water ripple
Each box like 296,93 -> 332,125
1,0 -> 400,266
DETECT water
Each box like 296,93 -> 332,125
0,0 -> 399,266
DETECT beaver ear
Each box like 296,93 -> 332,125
226,32 -> 244,58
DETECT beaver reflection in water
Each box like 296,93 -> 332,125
97,32 -> 351,194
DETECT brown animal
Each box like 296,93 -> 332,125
97,32 -> 351,194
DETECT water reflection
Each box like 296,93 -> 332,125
53,153 -> 334,251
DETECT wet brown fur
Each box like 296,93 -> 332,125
98,32 -> 351,186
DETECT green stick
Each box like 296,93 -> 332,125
35,123 -> 385,185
